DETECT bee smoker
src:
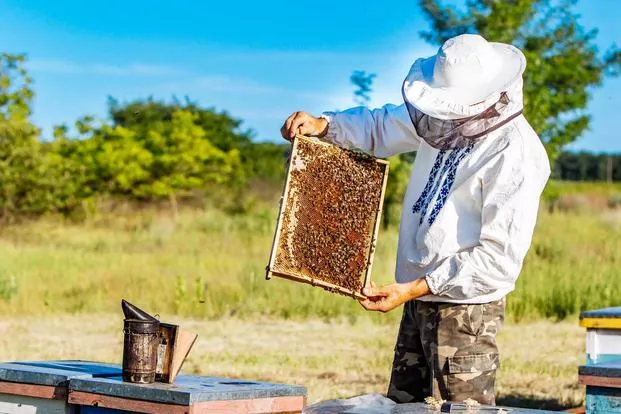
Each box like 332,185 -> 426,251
121,300 -> 160,384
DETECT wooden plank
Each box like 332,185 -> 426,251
69,375 -> 306,405
362,160 -> 389,290
580,375 -> 621,388
0,381 -> 65,400
190,395 -> 305,413
69,390 -> 190,413
266,135 -> 300,281
267,270 -> 366,300
294,134 -> 387,164
580,318 -> 621,329
565,406 -> 586,414
69,391 -> 304,414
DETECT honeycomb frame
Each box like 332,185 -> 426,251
266,135 -> 389,299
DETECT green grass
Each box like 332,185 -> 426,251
0,200 -> 618,322
511,209 -> 621,320
547,180 -> 621,196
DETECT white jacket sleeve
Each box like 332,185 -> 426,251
424,140 -> 550,300
321,104 -> 421,158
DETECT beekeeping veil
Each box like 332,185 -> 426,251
402,34 -> 527,150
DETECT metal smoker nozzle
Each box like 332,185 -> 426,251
121,299 -> 158,322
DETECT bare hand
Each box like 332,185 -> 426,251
359,279 -> 432,313
280,111 -> 329,141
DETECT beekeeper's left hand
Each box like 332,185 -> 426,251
359,279 -> 431,313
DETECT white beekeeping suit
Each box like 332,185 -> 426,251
320,34 -> 551,303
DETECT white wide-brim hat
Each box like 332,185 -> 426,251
402,34 -> 526,120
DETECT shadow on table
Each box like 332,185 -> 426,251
497,394 -> 584,411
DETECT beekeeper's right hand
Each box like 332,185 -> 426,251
281,111 -> 329,141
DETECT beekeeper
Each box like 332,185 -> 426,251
281,34 -> 550,405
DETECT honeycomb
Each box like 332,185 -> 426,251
267,135 -> 389,297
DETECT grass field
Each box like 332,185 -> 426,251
0,183 -> 618,408
0,203 -> 618,321
0,314 -> 585,409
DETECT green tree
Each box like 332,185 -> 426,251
107,96 -> 252,152
57,109 -> 241,218
108,96 -> 279,186
418,0 -> 621,161
125,110 -> 240,206
383,155 -> 413,228
350,70 -> 377,106
553,151 -> 620,182
0,53 -> 52,221
239,142 -> 288,184
48,94 -> 256,215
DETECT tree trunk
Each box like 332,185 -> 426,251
169,192 -> 179,223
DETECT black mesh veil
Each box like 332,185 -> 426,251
402,88 -> 523,150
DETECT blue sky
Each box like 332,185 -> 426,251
1,0 -> 620,152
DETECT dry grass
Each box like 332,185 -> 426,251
0,314 -> 585,409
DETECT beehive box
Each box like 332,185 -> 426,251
0,360 -> 120,414
266,135 -> 389,299
579,358 -> 621,414
68,374 -> 307,413
580,307 -> 621,364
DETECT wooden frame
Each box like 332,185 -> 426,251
266,135 -> 389,300
0,381 -> 66,400
363,152 -> 390,290
579,375 -> 621,388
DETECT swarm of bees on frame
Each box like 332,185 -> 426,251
274,138 -> 384,293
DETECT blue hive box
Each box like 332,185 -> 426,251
0,360 -> 121,413
68,374 -> 307,413
579,358 -> 621,414
0,360 -> 307,413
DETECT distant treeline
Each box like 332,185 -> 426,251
553,152 -> 621,182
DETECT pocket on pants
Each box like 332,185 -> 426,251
443,353 -> 499,404
447,353 -> 500,374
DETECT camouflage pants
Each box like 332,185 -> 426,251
387,299 -> 505,405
